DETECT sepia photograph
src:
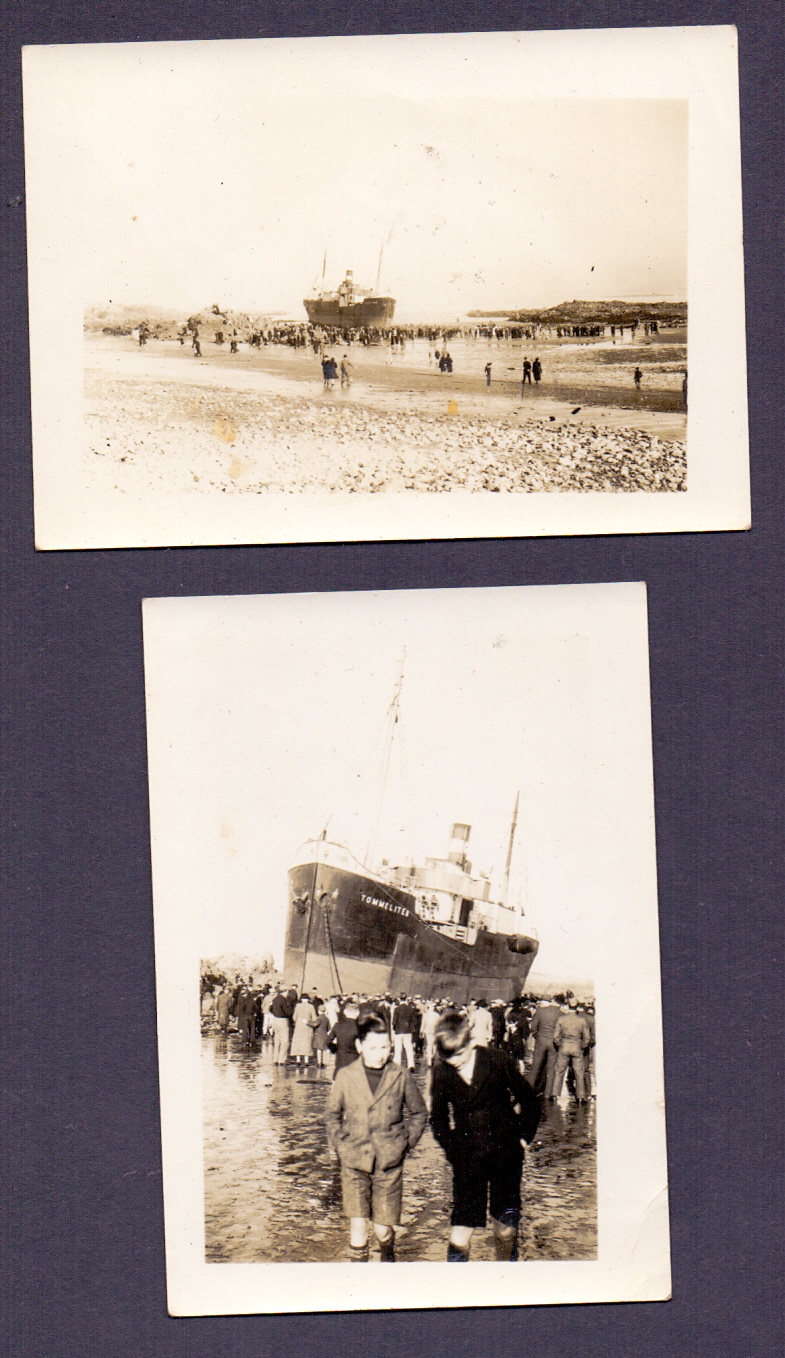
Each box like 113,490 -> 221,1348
24,27 -> 749,547
143,583 -> 670,1314
79,96 -> 688,499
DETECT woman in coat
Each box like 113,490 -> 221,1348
290,996 -> 317,1066
430,1010 -> 541,1261
311,1002 -> 330,1068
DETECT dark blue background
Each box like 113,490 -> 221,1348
1,3 -> 782,1355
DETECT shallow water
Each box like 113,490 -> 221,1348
202,1032 -> 597,1263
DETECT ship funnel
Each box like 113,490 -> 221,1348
448,822 -> 471,869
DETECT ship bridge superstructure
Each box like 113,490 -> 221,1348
378,822 -> 525,946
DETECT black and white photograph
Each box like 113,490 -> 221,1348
24,27 -> 749,548
143,583 -> 669,1314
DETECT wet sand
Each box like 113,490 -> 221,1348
203,1032 -> 597,1264
85,336 -> 686,495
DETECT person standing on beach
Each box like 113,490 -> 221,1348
215,987 -> 233,1034
532,357 -> 542,384
324,1012 -> 427,1262
340,355 -> 353,387
469,999 -> 494,1047
235,986 -> 256,1047
270,985 -> 294,1065
521,357 -> 532,391
484,362 -> 492,387
551,1003 -> 591,1102
328,1000 -> 361,1079
634,367 -> 642,389
291,994 -> 318,1067
527,996 -> 562,1097
392,994 -> 417,1070
430,1011 -> 541,1262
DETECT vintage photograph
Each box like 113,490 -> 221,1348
143,584 -> 669,1313
80,94 -> 688,500
24,28 -> 748,547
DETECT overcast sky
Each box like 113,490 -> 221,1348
144,586 -> 657,989
50,42 -> 687,321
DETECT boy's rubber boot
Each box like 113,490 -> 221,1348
378,1234 -> 396,1262
494,1209 -> 520,1260
493,1232 -> 519,1261
447,1242 -> 469,1261
349,1243 -> 369,1262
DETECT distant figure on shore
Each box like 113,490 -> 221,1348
484,362 -> 492,387
438,352 -> 453,374
682,370 -> 688,408
230,333 -> 239,354
340,355 -> 354,387
521,357 -> 532,392
322,355 -> 339,388
193,336 -> 201,357
532,357 -> 542,384
634,367 -> 642,390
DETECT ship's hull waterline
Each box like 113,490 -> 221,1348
285,861 -> 538,1003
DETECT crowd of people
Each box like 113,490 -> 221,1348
201,983 -> 592,1086
201,977 -> 595,1263
201,978 -> 595,1098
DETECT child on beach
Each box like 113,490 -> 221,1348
324,1011 -> 428,1262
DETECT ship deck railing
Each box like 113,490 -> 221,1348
430,923 -> 478,946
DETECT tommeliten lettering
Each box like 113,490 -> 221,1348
360,892 -> 409,917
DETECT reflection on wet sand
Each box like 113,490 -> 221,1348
203,1033 -> 596,1263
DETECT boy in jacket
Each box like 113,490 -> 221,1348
430,1010 -> 541,1261
324,1011 -> 427,1262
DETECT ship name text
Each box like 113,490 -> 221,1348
360,892 -> 410,918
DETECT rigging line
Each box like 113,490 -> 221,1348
320,892 -> 343,995
299,854 -> 320,994
365,650 -> 406,868
501,791 -> 520,910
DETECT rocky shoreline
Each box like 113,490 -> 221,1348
86,374 -> 687,495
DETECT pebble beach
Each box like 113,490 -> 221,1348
85,336 -> 687,496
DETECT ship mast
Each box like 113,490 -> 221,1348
500,791 -> 519,910
365,650 -> 405,869
375,241 -> 384,294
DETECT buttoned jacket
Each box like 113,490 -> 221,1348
324,1059 -> 428,1172
430,1045 -> 541,1167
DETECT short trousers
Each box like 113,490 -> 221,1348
340,1161 -> 404,1224
450,1153 -> 523,1229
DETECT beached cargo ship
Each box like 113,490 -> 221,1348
285,817 -> 538,1002
303,269 -> 395,328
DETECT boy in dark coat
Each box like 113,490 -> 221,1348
430,1010 -> 541,1261
324,1011 -> 427,1262
327,1001 -> 361,1078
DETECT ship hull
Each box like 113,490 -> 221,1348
285,861 -> 538,1002
303,296 -> 396,328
